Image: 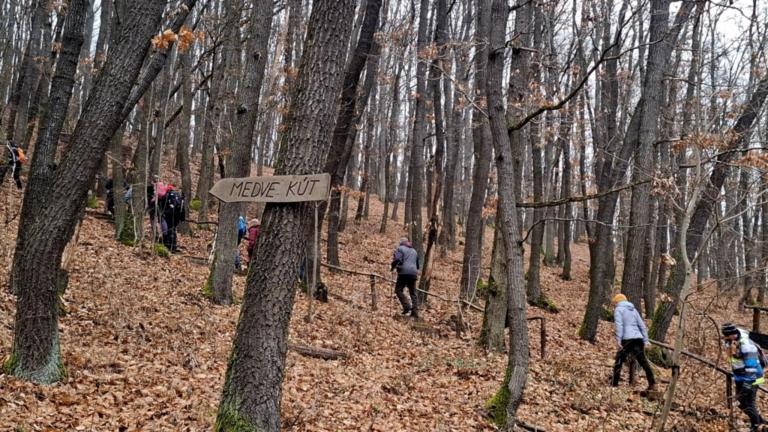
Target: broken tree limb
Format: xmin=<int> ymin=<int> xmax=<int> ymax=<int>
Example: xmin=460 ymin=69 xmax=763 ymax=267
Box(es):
xmin=288 ymin=343 xmax=348 ymax=360
xmin=515 ymin=179 xmax=651 ymax=209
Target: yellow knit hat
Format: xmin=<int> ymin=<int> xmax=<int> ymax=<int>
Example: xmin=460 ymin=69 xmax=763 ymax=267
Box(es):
xmin=612 ymin=294 xmax=627 ymax=305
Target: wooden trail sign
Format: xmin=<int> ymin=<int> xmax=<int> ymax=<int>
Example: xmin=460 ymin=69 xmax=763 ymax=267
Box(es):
xmin=209 ymin=173 xmax=331 ymax=203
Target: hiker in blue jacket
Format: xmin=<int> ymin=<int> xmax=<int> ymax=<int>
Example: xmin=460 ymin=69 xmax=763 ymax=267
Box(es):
xmin=611 ymin=294 xmax=656 ymax=391
xmin=723 ymin=323 xmax=767 ymax=431
xmin=391 ymin=237 xmax=420 ymax=318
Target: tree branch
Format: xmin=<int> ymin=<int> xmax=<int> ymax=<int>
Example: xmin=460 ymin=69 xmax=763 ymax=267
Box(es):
xmin=516 ymin=179 xmax=652 ymax=209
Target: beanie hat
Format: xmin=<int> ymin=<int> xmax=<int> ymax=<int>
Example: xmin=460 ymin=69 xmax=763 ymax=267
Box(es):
xmin=611 ymin=294 xmax=627 ymax=305
xmin=399 ymin=237 xmax=409 ymax=246
xmin=721 ymin=322 xmax=739 ymax=337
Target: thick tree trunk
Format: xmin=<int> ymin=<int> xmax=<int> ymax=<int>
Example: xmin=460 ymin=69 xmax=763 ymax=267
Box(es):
xmin=12 ymin=0 xmax=87 ymax=286
xmin=620 ymin=0 xmax=674 ymax=307
xmin=89 ymin=0 xmax=113 ymax=198
xmin=487 ymin=0 xmax=528 ymax=426
xmin=7 ymin=0 xmax=182 ymax=384
xmin=214 ymin=1 xmax=355 ymax=428
xmin=209 ymin=0 xmax=272 ymax=306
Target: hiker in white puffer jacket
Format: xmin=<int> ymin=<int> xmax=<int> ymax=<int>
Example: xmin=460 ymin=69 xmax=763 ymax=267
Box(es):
xmin=611 ymin=294 xmax=655 ymax=391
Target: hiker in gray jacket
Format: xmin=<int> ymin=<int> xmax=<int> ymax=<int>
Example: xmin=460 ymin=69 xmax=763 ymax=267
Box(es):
xmin=611 ymin=294 xmax=656 ymax=391
xmin=391 ymin=237 xmax=420 ymax=318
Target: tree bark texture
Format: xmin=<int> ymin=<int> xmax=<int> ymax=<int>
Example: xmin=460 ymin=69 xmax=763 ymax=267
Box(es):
xmin=6 ymin=0 xmax=178 ymax=384
xmin=214 ymin=1 xmax=355 ymax=429
xmin=487 ymin=0 xmax=528 ymax=425
xmin=620 ymin=0 xmax=673 ymax=307
xmin=323 ymin=0 xmax=383 ymax=267
xmin=209 ymin=0 xmax=272 ymax=306
xmin=459 ymin=0 xmax=493 ymax=303
xmin=407 ymin=0 xmax=430 ymax=258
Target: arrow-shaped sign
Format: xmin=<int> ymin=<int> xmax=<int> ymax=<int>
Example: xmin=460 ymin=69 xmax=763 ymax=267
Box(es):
xmin=209 ymin=173 xmax=331 ymax=203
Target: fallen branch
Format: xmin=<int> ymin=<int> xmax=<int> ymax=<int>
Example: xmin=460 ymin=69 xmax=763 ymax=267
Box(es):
xmin=288 ymin=343 xmax=348 ymax=360
xmin=514 ymin=419 xmax=548 ymax=432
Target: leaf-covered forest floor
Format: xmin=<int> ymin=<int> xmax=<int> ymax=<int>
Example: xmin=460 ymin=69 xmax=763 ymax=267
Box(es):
xmin=0 ymin=179 xmax=761 ymax=431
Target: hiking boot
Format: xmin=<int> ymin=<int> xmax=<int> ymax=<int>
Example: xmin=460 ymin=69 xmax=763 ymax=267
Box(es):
xmin=401 ymin=307 xmax=412 ymax=316
xmin=410 ymin=310 xmax=419 ymax=319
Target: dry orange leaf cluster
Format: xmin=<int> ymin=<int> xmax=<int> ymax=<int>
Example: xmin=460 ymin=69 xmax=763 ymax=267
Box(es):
xmin=151 ymin=29 xmax=179 ymax=51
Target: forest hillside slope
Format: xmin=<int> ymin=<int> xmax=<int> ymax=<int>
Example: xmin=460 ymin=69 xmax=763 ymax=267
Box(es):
xmin=0 ymin=191 xmax=758 ymax=431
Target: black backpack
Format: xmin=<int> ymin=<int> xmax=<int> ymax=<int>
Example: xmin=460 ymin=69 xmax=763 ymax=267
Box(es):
xmin=163 ymin=190 xmax=185 ymax=223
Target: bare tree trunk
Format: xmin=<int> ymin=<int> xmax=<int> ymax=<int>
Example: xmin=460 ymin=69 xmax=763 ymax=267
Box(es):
xmin=355 ymin=100 xmax=375 ymax=223
xmin=112 ymin=124 xmax=128 ymax=240
xmin=620 ymin=0 xmax=676 ymax=307
xmin=380 ymin=65 xmax=401 ymax=234
xmin=323 ymin=0 xmax=383 ymax=268
xmin=459 ymin=0 xmax=493 ymax=303
xmin=196 ymin=57 xmax=224 ymax=223
xmin=209 ymin=0 xmax=272 ymax=306
xmin=7 ymin=0 xmax=186 ymax=384
xmin=439 ymin=27 xmax=468 ymax=250
xmin=479 ymin=224 xmax=507 ymax=352
xmin=214 ymin=0 xmax=355 ymax=428
xmin=581 ymin=0 xmax=694 ymax=341
xmin=4 ymin=0 xmax=48 ymax=145
xmin=176 ymin=22 xmax=194 ymax=237
xmin=525 ymin=3 xmax=545 ymax=304
xmin=407 ymin=0 xmax=430 ymax=259
xmin=486 ymin=0 xmax=528 ymax=426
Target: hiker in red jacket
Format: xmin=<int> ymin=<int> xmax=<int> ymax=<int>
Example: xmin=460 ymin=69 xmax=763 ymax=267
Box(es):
xmin=246 ymin=218 xmax=260 ymax=263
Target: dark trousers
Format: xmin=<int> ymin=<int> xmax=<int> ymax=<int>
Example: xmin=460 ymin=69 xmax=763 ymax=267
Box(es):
xmin=12 ymin=163 xmax=21 ymax=189
xmin=163 ymin=224 xmax=178 ymax=251
xmin=395 ymin=274 xmax=418 ymax=312
xmin=612 ymin=338 xmax=655 ymax=387
xmin=736 ymin=381 xmax=764 ymax=429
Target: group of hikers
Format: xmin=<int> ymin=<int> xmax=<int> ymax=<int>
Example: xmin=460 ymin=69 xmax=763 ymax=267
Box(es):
xmin=611 ymin=294 xmax=768 ymax=431
xmin=105 ymin=176 xmax=263 ymax=267
xmin=235 ymin=215 xmax=260 ymax=270
xmin=104 ymin=176 xmax=185 ymax=252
